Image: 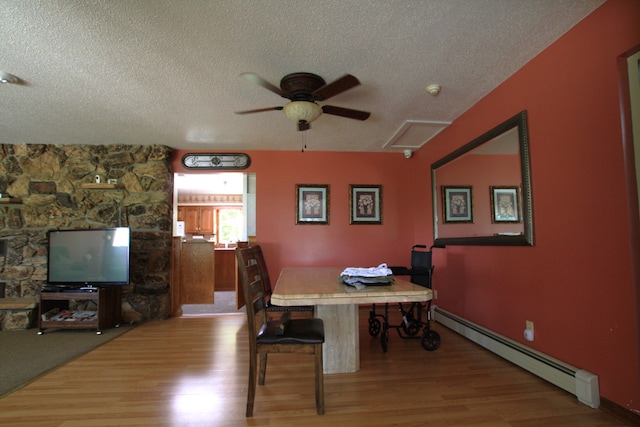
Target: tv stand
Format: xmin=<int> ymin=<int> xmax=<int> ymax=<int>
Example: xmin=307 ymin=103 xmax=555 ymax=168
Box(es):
xmin=38 ymin=286 xmax=122 ymax=335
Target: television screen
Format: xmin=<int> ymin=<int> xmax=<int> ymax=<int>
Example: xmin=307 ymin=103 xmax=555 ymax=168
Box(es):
xmin=47 ymin=228 xmax=130 ymax=287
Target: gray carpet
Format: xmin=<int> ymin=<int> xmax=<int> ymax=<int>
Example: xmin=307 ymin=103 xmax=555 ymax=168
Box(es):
xmin=0 ymin=324 xmax=134 ymax=397
xmin=181 ymin=291 xmax=245 ymax=315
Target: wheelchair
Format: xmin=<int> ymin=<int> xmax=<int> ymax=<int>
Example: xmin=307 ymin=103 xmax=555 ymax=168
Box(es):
xmin=368 ymin=244 xmax=443 ymax=352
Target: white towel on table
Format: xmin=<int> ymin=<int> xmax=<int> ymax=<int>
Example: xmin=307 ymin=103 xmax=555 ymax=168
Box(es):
xmin=340 ymin=263 xmax=393 ymax=278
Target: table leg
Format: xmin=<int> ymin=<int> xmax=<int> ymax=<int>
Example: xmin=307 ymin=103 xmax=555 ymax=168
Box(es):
xmin=315 ymin=304 xmax=359 ymax=374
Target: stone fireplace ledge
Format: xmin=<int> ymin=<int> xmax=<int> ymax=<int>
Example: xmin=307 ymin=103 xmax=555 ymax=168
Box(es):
xmin=0 ymin=297 xmax=38 ymax=330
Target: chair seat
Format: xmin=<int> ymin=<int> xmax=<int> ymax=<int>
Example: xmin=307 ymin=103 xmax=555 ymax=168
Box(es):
xmin=257 ymin=318 xmax=325 ymax=345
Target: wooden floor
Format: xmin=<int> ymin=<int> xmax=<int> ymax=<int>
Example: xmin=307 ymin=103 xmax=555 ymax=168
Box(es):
xmin=0 ymin=308 xmax=627 ymax=426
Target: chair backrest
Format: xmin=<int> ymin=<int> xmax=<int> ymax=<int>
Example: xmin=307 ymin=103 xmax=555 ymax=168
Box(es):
xmin=236 ymin=247 xmax=268 ymax=343
xmin=252 ymin=245 xmax=273 ymax=296
xmin=409 ymin=248 xmax=434 ymax=288
xmin=410 ymin=248 xmax=432 ymax=271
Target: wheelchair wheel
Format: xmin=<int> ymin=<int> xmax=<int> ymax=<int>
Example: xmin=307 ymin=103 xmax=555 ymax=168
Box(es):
xmin=381 ymin=324 xmax=389 ymax=353
xmin=401 ymin=317 xmax=421 ymax=337
xmin=368 ymin=317 xmax=381 ymax=337
xmin=420 ymin=330 xmax=441 ymax=351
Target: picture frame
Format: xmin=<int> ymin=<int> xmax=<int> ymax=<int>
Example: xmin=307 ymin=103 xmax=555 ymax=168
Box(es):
xmin=295 ymin=184 xmax=329 ymax=224
xmin=350 ymin=185 xmax=382 ymax=224
xmin=490 ymin=186 xmax=520 ymax=223
xmin=442 ymin=186 xmax=473 ymax=223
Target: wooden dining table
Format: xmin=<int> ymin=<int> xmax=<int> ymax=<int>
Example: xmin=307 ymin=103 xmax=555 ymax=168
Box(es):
xmin=271 ymin=267 xmax=432 ymax=374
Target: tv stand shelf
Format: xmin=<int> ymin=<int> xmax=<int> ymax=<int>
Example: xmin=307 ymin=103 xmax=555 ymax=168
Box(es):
xmin=38 ymin=287 xmax=122 ymax=335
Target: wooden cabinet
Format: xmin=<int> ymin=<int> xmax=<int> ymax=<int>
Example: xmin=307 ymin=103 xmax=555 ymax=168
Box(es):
xmin=214 ymin=249 xmax=236 ymax=291
xmin=199 ymin=207 xmax=214 ymax=233
xmin=181 ymin=206 xmax=214 ymax=234
xmin=180 ymin=241 xmax=215 ymax=304
xmin=38 ymin=287 xmax=121 ymax=334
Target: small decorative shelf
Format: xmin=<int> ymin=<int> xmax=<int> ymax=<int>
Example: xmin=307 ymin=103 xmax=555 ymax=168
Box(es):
xmin=0 ymin=198 xmax=22 ymax=204
xmin=80 ymin=183 xmax=121 ymax=190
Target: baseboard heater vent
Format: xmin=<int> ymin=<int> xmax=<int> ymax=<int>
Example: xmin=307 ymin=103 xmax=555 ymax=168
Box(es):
xmin=433 ymin=306 xmax=599 ymax=408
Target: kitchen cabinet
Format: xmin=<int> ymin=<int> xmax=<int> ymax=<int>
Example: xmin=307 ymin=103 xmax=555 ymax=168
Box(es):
xmin=180 ymin=206 xmax=214 ymax=234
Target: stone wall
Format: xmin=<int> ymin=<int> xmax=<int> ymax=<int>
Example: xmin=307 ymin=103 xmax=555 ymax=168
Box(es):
xmin=0 ymin=144 xmax=173 ymax=324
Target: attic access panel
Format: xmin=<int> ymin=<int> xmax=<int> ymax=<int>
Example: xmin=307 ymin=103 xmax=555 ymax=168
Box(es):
xmin=181 ymin=153 xmax=251 ymax=170
xmin=383 ymin=120 xmax=450 ymax=151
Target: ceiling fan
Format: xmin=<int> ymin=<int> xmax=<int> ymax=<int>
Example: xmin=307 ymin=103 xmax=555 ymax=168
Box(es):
xmin=235 ymin=72 xmax=371 ymax=131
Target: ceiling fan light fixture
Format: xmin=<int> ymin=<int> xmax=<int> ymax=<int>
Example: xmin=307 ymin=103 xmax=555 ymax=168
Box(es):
xmin=283 ymin=101 xmax=322 ymax=124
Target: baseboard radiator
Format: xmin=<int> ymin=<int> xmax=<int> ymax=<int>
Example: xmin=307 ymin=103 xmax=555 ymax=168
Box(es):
xmin=433 ymin=306 xmax=600 ymax=408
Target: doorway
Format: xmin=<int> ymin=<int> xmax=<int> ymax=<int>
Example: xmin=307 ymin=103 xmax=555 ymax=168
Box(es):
xmin=173 ymin=172 xmax=255 ymax=315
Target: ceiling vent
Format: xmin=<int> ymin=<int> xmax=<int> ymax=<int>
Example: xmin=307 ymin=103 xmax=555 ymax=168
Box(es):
xmin=383 ymin=120 xmax=450 ymax=151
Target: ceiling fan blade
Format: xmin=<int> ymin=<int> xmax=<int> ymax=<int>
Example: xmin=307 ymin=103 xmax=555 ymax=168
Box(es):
xmin=240 ymin=73 xmax=290 ymax=98
xmin=312 ymin=74 xmax=360 ymax=101
xmin=234 ymin=106 xmax=283 ymax=115
xmin=322 ymin=105 xmax=370 ymax=121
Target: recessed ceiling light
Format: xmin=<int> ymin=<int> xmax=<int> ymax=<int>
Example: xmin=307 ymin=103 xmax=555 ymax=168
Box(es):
xmin=0 ymin=71 xmax=19 ymax=84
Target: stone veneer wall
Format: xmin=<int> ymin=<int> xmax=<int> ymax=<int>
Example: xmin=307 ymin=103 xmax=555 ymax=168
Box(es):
xmin=0 ymin=144 xmax=173 ymax=325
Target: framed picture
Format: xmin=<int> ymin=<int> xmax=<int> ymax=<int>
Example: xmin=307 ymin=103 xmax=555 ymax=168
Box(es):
xmin=350 ymin=185 xmax=382 ymax=224
xmin=442 ymin=186 xmax=473 ymax=223
xmin=490 ymin=186 xmax=520 ymax=223
xmin=295 ymin=184 xmax=329 ymax=224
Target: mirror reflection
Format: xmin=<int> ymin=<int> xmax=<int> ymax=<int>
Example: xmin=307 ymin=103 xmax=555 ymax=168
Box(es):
xmin=431 ymin=111 xmax=533 ymax=246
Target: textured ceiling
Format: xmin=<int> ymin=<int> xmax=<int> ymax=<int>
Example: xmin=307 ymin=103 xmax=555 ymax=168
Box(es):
xmin=0 ymin=0 xmax=604 ymax=152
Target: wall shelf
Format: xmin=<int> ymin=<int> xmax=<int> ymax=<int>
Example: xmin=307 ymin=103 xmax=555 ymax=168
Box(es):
xmin=0 ymin=198 xmax=22 ymax=204
xmin=80 ymin=183 xmax=121 ymax=190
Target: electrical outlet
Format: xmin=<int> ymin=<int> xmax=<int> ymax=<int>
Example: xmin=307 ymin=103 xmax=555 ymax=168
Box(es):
xmin=524 ymin=320 xmax=535 ymax=341
xmin=434 ymin=289 xmax=438 ymax=299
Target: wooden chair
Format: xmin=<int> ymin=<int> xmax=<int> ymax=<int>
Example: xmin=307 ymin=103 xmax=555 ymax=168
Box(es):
xmin=236 ymin=246 xmax=325 ymax=417
xmin=252 ymin=245 xmax=314 ymax=318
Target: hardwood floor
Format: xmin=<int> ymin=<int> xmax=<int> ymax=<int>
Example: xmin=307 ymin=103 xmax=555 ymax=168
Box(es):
xmin=0 ymin=308 xmax=627 ymax=426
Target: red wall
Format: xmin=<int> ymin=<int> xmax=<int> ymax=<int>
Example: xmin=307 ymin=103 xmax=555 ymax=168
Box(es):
xmin=172 ymin=0 xmax=640 ymax=412
xmin=411 ymin=0 xmax=640 ymax=411
xmin=173 ymin=151 xmax=423 ymax=272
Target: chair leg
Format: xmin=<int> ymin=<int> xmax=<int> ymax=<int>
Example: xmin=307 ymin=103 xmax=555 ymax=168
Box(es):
xmin=314 ymin=344 xmax=325 ymax=415
xmin=246 ymin=352 xmax=257 ymax=417
xmin=258 ymin=352 xmax=268 ymax=385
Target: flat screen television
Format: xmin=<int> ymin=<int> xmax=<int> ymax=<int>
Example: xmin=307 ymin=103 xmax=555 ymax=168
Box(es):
xmin=47 ymin=227 xmax=130 ymax=288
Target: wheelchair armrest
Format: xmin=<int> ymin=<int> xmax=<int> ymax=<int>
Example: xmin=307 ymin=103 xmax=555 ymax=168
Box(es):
xmin=390 ymin=266 xmax=432 ymax=276
xmin=389 ymin=266 xmax=411 ymax=275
